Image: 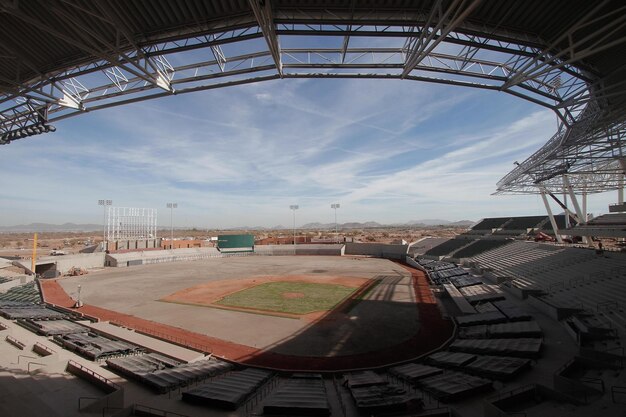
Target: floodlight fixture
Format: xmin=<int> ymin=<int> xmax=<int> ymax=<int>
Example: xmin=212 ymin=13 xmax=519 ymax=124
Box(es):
xmin=290 ymin=205 xmax=299 ymax=245
xmin=167 ymin=203 xmax=178 ymax=249
xmin=331 ymin=203 xmax=341 ymax=242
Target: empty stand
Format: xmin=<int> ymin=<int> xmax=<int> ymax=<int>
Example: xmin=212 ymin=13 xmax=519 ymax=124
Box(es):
xmin=502 ymin=216 xmax=547 ymax=230
xmin=344 ymin=371 xmax=386 ymax=388
xmin=463 ymin=355 xmax=531 ymax=380
xmin=182 ymin=368 xmax=273 ymax=409
xmin=458 ymin=285 xmax=505 ymax=304
xmin=472 ymin=218 xmax=510 ymax=230
xmin=0 ymin=282 xmax=41 ymax=303
xmin=107 ymin=355 xmax=232 ymax=393
xmin=449 ymin=338 xmax=542 ymax=358
xmin=456 ymin=311 xmax=508 ymax=326
xmin=19 ymin=318 xmax=87 ymax=335
xmin=54 ymin=332 xmax=143 ymax=360
xmin=454 ymin=239 xmax=513 ymax=259
xmin=348 ymin=382 xmax=421 ymax=413
xmin=426 ymin=351 xmax=477 ymax=367
xmin=388 ymin=363 xmax=444 ymax=382
xmin=442 ymin=284 xmax=476 ymax=314
xmin=0 ymin=305 xmax=65 ymax=320
xmin=263 ymin=374 xmax=330 ymax=416
xmin=424 ymin=239 xmax=475 ymax=257
xmin=418 ymin=371 xmax=492 ymax=402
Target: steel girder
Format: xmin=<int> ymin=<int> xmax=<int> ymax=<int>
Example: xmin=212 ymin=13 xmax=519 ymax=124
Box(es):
xmin=0 ymin=2 xmax=624 ymax=197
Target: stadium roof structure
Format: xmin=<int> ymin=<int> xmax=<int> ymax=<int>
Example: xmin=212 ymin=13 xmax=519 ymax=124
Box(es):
xmin=0 ymin=0 xmax=625 ymax=194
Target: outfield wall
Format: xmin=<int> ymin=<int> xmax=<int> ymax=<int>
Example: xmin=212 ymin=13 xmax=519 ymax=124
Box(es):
xmin=106 ymin=247 xmax=221 ymax=267
xmin=345 ymin=243 xmax=408 ymax=260
xmin=254 ymin=244 xmax=344 ymax=256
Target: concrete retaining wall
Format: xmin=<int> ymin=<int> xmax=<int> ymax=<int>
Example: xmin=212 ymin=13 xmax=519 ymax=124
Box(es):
xmin=253 ymin=245 xmax=296 ymax=256
xmin=253 ymin=244 xmax=345 ymax=256
xmin=344 ymin=243 xmax=408 ymax=259
xmin=106 ymin=248 xmax=221 ymax=267
xmin=20 ymin=253 xmax=106 ymax=275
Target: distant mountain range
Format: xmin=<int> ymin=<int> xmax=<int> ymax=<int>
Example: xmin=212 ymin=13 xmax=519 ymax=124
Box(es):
xmin=0 ymin=223 xmax=103 ymax=233
xmin=0 ymin=219 xmax=474 ymax=233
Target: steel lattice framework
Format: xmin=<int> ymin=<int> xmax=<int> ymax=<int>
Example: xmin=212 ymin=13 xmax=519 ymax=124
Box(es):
xmin=106 ymin=207 xmax=157 ymax=242
xmin=0 ymin=0 xmax=625 ymax=194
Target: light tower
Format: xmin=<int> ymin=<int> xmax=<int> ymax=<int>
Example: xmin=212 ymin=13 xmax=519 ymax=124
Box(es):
xmin=331 ymin=203 xmax=340 ymax=243
xmin=166 ymin=203 xmax=178 ymax=249
xmin=289 ymin=205 xmax=299 ymax=245
xmin=98 ymin=199 xmax=112 ymax=251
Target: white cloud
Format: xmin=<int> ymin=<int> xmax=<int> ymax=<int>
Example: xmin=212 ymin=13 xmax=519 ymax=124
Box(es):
xmin=1 ymin=77 xmax=615 ymax=228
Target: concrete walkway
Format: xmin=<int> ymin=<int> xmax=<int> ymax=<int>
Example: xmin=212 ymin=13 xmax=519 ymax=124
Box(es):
xmin=84 ymin=321 xmax=206 ymax=363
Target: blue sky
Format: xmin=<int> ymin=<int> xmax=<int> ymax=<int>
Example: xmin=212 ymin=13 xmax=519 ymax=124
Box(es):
xmin=0 ymin=76 xmax=618 ymax=228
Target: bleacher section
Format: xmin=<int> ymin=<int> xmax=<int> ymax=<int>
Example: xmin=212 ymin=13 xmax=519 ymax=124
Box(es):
xmin=263 ymin=374 xmax=330 ymax=416
xmin=107 ymin=355 xmax=233 ymax=393
xmin=182 ymin=368 xmax=273 ymax=409
xmin=472 ymin=218 xmax=509 ymax=230
xmin=565 ymin=213 xmax=626 ymax=237
xmin=408 ymin=238 xmax=449 ymax=256
xmin=502 ymin=216 xmax=546 ymax=230
xmin=449 ymin=338 xmax=543 ymax=358
xmin=588 ymin=213 xmax=626 ymax=225
xmin=0 ymin=282 xmax=41 ymax=303
xmin=0 ymin=305 xmax=65 ymax=320
xmin=468 ymin=241 xmax=626 ymax=300
xmin=453 ymin=239 xmax=513 ymax=259
xmin=18 ymin=318 xmax=87 ymax=335
xmin=418 ymin=371 xmax=492 ymax=402
xmin=346 ymin=377 xmax=420 ymax=413
xmin=463 ymin=355 xmax=531 ymax=380
xmin=424 ymin=239 xmax=474 ymax=257
xmin=54 ymin=332 xmax=144 ymax=360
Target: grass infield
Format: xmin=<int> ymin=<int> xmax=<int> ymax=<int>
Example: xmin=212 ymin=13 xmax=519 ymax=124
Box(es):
xmin=216 ymin=281 xmax=356 ymax=315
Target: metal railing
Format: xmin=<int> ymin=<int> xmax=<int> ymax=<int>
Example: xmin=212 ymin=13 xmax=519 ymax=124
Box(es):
xmin=109 ymin=320 xmax=211 ymax=354
xmin=580 ymin=376 xmax=605 ymax=393
xmin=5 ymin=334 xmax=26 ymax=350
xmin=133 ymin=404 xmax=190 ymax=416
xmin=32 ymin=341 xmax=56 ymax=356
xmin=68 ymin=360 xmax=121 ymax=392
xmin=27 ymin=361 xmax=46 ymax=373
xmin=611 ymin=386 xmax=626 ymax=404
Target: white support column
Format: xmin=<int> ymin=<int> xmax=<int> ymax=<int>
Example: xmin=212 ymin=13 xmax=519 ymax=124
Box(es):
xmin=582 ymin=184 xmax=588 ymax=222
xmin=563 ymin=176 xmax=585 ymax=223
xmin=563 ymin=175 xmax=591 ymax=245
xmin=617 ymin=157 xmax=626 ymax=204
xmin=540 ymin=186 xmax=563 ymax=243
xmin=563 ymin=176 xmax=570 ymax=229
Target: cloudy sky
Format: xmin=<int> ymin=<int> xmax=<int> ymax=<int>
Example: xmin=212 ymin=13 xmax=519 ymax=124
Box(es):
xmin=0 ymin=76 xmax=618 ymax=228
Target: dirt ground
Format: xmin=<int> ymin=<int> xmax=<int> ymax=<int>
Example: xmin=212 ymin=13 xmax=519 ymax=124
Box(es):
xmin=44 ymin=256 xmax=453 ymax=370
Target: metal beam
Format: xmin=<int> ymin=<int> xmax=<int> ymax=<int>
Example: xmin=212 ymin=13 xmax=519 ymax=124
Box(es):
xmin=500 ymin=2 xmax=626 ymax=92
xmin=402 ymin=0 xmax=483 ymax=78
xmin=249 ymin=0 xmax=282 ymax=76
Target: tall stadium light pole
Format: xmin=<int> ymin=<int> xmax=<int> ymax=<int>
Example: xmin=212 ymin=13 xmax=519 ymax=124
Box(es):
xmin=98 ymin=199 xmax=112 ymax=251
xmin=290 ymin=205 xmax=299 ymax=245
xmin=167 ymin=203 xmax=177 ymax=249
xmin=331 ymin=203 xmax=340 ymax=243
